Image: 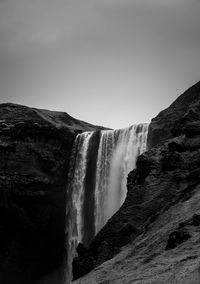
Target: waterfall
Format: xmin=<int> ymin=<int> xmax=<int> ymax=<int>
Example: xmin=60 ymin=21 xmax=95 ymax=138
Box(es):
xmin=95 ymin=124 xmax=148 ymax=233
xmin=70 ymin=132 xmax=93 ymax=245
xmin=68 ymin=124 xmax=148 ymax=251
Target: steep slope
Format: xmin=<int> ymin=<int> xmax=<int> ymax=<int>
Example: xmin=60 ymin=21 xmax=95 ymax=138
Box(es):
xmin=0 ymin=103 xmax=104 ymax=284
xmin=147 ymin=81 xmax=200 ymax=148
xmin=73 ymin=81 xmax=200 ymax=283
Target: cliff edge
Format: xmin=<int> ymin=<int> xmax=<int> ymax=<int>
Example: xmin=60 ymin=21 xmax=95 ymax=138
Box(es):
xmin=147 ymin=81 xmax=200 ymax=148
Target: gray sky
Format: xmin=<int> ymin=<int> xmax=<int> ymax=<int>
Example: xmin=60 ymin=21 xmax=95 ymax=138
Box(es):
xmin=0 ymin=0 xmax=200 ymax=128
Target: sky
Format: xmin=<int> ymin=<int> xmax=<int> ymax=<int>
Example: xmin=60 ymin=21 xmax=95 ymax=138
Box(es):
xmin=0 ymin=0 xmax=200 ymax=128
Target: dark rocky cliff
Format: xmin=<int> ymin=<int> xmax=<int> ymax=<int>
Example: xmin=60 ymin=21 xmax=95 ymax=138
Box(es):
xmin=73 ymin=81 xmax=200 ymax=283
xmin=147 ymin=81 xmax=200 ymax=149
xmin=0 ymin=103 xmax=103 ymax=284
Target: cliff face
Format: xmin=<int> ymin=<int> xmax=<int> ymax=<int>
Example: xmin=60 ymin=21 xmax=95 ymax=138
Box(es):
xmin=0 ymin=103 xmax=103 ymax=284
xmin=147 ymin=81 xmax=200 ymax=149
xmin=73 ymin=81 xmax=200 ymax=283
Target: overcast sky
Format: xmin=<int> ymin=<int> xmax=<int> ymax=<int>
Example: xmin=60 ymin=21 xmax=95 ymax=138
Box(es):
xmin=0 ymin=0 xmax=200 ymax=128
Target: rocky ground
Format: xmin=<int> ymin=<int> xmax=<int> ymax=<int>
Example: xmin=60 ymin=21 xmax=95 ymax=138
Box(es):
xmin=0 ymin=103 xmax=103 ymax=284
xmin=73 ymin=81 xmax=200 ymax=283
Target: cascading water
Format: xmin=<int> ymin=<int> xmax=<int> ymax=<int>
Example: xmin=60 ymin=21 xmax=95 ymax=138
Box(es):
xmin=95 ymin=124 xmax=148 ymax=233
xmin=70 ymin=132 xmax=93 ymax=245
xmin=68 ymin=124 xmax=148 ymax=251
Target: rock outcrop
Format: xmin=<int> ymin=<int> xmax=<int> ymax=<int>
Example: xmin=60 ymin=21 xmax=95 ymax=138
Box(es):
xmin=0 ymin=103 xmax=104 ymax=284
xmin=73 ymin=81 xmax=200 ymax=283
xmin=147 ymin=81 xmax=200 ymax=149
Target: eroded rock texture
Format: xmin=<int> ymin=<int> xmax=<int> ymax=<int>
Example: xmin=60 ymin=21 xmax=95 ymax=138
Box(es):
xmin=73 ymin=81 xmax=200 ymax=283
xmin=0 ymin=103 xmax=103 ymax=284
xmin=147 ymin=81 xmax=200 ymax=149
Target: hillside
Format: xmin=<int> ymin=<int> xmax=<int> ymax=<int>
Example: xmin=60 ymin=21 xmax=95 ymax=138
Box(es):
xmin=73 ymin=81 xmax=200 ymax=284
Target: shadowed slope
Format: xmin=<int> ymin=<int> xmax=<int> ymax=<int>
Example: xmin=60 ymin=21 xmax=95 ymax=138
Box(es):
xmin=0 ymin=103 xmax=105 ymax=284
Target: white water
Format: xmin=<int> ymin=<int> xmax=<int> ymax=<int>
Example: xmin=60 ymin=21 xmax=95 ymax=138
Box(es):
xmin=66 ymin=132 xmax=93 ymax=283
xmin=69 ymin=132 xmax=93 ymax=247
xmin=69 ymin=124 xmax=148 ymax=246
xmin=94 ymin=124 xmax=148 ymax=233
